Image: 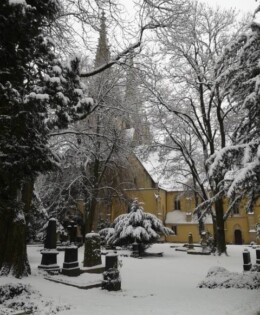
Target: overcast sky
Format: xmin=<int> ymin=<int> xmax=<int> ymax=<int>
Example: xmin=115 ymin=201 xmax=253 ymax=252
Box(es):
xmin=200 ymin=0 xmax=257 ymax=14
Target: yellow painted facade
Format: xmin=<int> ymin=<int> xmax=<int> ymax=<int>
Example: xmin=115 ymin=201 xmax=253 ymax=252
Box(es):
xmin=110 ymin=155 xmax=260 ymax=245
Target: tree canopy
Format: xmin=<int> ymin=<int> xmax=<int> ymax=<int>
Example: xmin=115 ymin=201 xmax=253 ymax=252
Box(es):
xmin=0 ymin=0 xmax=92 ymax=277
xmin=208 ymin=9 xmax=260 ymax=214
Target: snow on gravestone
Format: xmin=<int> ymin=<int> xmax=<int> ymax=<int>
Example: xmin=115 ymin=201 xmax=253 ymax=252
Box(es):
xmin=102 ymin=253 xmax=121 ymax=291
xmin=84 ymin=232 xmax=102 ymax=267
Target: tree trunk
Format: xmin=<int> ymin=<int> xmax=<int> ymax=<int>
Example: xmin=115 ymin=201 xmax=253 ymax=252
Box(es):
xmin=214 ymin=198 xmax=226 ymax=254
xmin=0 ymin=181 xmax=33 ymax=278
xmin=194 ymin=190 xmax=204 ymax=234
xmin=85 ymin=196 xmax=98 ymax=234
xmin=0 ymin=202 xmax=31 ymax=278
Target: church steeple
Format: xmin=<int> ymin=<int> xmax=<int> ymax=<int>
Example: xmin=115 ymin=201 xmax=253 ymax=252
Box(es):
xmin=124 ymin=53 xmax=152 ymax=145
xmin=94 ymin=11 xmax=110 ymax=67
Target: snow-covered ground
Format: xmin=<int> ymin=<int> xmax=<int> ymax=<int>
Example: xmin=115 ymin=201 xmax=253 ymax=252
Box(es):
xmin=1 ymin=243 xmax=260 ymax=315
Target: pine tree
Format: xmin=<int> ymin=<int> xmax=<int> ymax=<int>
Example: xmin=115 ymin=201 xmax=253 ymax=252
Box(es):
xmin=0 ymin=0 xmax=92 ymax=277
xmin=100 ymin=199 xmax=173 ymax=249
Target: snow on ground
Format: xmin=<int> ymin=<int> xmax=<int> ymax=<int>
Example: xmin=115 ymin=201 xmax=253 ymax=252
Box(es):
xmin=1 ymin=244 xmax=260 ymax=315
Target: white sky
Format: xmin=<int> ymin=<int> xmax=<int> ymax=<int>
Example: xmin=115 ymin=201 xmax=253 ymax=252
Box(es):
xmin=200 ymin=0 xmax=257 ymax=14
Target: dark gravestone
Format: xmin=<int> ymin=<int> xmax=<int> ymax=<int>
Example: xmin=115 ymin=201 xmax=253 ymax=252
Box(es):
xmin=243 ymin=248 xmax=252 ymax=271
xmin=44 ymin=218 xmax=57 ymax=249
xmin=84 ymin=232 xmax=102 ymax=267
xmin=61 ymin=245 xmax=80 ymax=276
xmin=256 ymin=247 xmax=260 ymax=265
xmin=132 ymin=242 xmax=140 ymax=257
xmin=38 ymin=218 xmax=59 ymax=272
xmin=69 ymin=222 xmax=77 ymax=244
xmin=105 ymin=254 xmax=118 ymax=270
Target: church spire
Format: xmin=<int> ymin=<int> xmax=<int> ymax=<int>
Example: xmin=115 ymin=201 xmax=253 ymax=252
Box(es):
xmin=124 ymin=53 xmax=152 ymax=145
xmin=94 ymin=11 xmax=110 ymax=67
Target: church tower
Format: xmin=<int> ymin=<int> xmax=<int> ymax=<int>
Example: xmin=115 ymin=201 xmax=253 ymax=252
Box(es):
xmin=94 ymin=11 xmax=110 ymax=67
xmin=124 ymin=53 xmax=152 ymax=145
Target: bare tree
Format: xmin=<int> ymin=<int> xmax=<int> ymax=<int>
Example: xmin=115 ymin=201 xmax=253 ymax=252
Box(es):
xmin=140 ymin=1 xmax=242 ymax=253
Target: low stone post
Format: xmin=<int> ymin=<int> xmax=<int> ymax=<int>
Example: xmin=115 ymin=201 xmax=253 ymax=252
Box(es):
xmin=61 ymin=245 xmax=80 ymax=276
xmin=132 ymin=242 xmax=140 ymax=257
xmin=38 ymin=218 xmax=59 ymax=272
xmin=188 ymin=232 xmax=194 ymax=249
xmin=200 ymin=232 xmax=207 ymax=252
xmin=243 ymin=248 xmax=252 ymax=271
xmin=102 ymin=253 xmax=121 ymax=291
xmin=84 ymin=232 xmax=102 ymax=267
xmin=256 ymin=247 xmax=260 ymax=265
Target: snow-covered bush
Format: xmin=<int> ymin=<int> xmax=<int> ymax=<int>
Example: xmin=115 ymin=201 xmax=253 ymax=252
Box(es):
xmin=198 ymin=266 xmax=260 ymax=289
xmin=0 ymin=283 xmax=70 ymax=314
xmin=100 ymin=199 xmax=173 ymax=247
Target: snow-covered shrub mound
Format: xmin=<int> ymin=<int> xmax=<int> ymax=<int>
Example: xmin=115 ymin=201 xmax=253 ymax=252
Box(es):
xmin=198 ymin=266 xmax=260 ymax=289
xmin=100 ymin=199 xmax=173 ymax=247
xmin=0 ymin=283 xmax=70 ymax=314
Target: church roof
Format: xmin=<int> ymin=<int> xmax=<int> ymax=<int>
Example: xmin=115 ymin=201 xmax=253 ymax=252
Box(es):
xmin=134 ymin=146 xmax=190 ymax=191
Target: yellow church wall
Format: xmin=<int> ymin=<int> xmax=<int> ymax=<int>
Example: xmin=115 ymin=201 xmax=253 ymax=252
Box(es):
xmin=253 ymin=201 xmax=260 ymax=223
xmin=124 ymin=189 xmax=163 ymax=216
xmin=111 ymin=189 xmax=260 ymax=244
xmin=165 ymin=223 xmax=214 ymax=243
xmin=224 ymin=216 xmax=250 ymax=244
xmin=165 ymin=191 xmax=197 ymax=212
xmin=111 ymin=197 xmax=128 ymax=222
xmin=111 ymin=188 xmax=168 ymax=222
xmin=127 ymin=155 xmax=157 ymax=189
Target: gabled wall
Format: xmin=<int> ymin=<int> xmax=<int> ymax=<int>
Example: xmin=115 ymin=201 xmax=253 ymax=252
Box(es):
xmin=109 ymin=152 xmax=260 ymax=245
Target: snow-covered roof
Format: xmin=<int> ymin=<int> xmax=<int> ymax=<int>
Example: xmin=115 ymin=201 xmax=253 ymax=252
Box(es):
xmin=165 ymin=210 xmax=213 ymax=224
xmin=9 ymin=0 xmax=26 ymax=4
xmin=165 ymin=210 xmax=186 ymax=224
xmin=134 ymin=146 xmax=191 ymax=191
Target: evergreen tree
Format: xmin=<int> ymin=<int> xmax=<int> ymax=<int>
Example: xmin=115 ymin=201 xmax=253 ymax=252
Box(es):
xmin=208 ymin=9 xmax=260 ymax=213
xmin=100 ymin=199 xmax=173 ymax=248
xmin=0 ymin=0 xmax=92 ymax=277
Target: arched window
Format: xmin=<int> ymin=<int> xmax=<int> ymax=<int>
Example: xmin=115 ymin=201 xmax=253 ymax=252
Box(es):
xmin=174 ymin=198 xmax=181 ymax=210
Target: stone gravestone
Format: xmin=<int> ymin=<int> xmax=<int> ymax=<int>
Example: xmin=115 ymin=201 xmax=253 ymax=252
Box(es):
xmin=132 ymin=242 xmax=140 ymax=257
xmin=69 ymin=221 xmax=77 ymax=244
xmin=105 ymin=253 xmax=118 ymax=270
xmin=200 ymin=231 xmax=208 ymax=252
xmin=243 ymin=248 xmax=252 ymax=271
xmin=38 ymin=218 xmax=59 ymax=272
xmin=84 ymin=232 xmax=102 ymax=267
xmin=188 ymin=232 xmax=194 ymax=249
xmin=61 ymin=245 xmax=80 ymax=276
xmin=256 ymin=247 xmax=260 ymax=265
xmin=102 ymin=254 xmax=121 ymax=291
